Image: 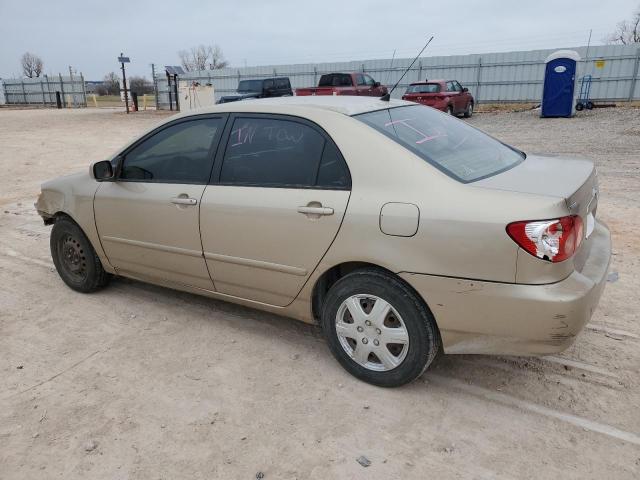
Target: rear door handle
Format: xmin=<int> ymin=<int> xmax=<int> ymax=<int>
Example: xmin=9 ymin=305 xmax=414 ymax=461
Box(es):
xmin=171 ymin=197 xmax=198 ymax=205
xmin=297 ymin=206 xmax=334 ymax=216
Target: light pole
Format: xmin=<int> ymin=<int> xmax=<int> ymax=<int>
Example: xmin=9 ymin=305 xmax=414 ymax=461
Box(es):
xmin=118 ymin=53 xmax=130 ymax=114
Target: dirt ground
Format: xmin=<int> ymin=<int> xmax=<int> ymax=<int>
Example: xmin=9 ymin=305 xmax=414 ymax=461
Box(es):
xmin=0 ymin=106 xmax=639 ymax=479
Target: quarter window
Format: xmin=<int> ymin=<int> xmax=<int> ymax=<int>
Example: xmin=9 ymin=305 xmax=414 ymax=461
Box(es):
xmin=120 ymin=118 xmax=222 ymax=184
xmin=219 ymin=117 xmax=350 ymax=189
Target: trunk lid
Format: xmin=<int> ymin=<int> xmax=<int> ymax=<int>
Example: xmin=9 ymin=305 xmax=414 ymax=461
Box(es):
xmin=474 ymin=154 xmax=599 ymax=267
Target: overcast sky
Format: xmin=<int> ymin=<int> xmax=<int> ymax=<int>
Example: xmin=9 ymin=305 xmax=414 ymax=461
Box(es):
xmin=0 ymin=0 xmax=637 ymax=80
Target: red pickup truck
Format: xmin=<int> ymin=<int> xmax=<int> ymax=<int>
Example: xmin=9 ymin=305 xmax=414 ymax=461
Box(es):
xmin=296 ymin=72 xmax=388 ymax=97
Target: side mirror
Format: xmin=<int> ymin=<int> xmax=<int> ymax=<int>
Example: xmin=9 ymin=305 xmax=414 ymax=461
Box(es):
xmin=374 ymin=81 xmax=381 ymax=87
xmin=462 ymin=87 xmax=469 ymax=92
xmin=93 ymin=158 xmax=120 ymax=181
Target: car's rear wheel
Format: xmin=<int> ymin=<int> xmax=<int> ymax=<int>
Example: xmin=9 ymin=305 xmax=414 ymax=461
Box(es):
xmin=464 ymin=102 xmax=474 ymax=118
xmin=321 ymin=269 xmax=439 ymax=387
xmin=50 ymin=216 xmax=110 ymax=293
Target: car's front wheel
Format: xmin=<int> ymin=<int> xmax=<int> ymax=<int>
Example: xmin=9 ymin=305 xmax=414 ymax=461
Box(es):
xmin=464 ymin=102 xmax=474 ymax=118
xmin=321 ymin=269 xmax=440 ymax=387
xmin=50 ymin=216 xmax=111 ymax=293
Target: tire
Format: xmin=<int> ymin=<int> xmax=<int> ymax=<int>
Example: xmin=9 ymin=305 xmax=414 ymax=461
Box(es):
xmin=50 ymin=216 xmax=110 ymax=293
xmin=446 ymin=105 xmax=453 ymax=115
xmin=320 ymin=269 xmax=440 ymax=387
xmin=463 ymin=102 xmax=474 ymax=118
xmin=586 ymin=101 xmax=594 ymax=110
xmin=575 ymin=102 xmax=584 ymax=111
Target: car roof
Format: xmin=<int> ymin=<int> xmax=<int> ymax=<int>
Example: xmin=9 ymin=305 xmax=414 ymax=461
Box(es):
xmin=410 ymin=79 xmax=446 ymax=85
xmin=178 ymin=95 xmax=413 ymax=117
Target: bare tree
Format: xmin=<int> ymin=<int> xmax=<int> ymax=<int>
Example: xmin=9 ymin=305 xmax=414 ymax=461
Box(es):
xmin=128 ymin=76 xmax=154 ymax=94
xmin=178 ymin=44 xmax=229 ymax=72
xmin=21 ymin=52 xmax=44 ymax=78
xmin=101 ymin=72 xmax=120 ymax=96
xmin=606 ymin=6 xmax=640 ymax=44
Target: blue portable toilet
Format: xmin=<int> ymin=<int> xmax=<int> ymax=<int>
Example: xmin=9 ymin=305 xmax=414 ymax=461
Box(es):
xmin=541 ymin=50 xmax=580 ymax=118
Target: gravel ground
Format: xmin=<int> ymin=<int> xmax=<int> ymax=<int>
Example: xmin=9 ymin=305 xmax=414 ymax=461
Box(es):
xmin=0 ymin=106 xmax=639 ymax=479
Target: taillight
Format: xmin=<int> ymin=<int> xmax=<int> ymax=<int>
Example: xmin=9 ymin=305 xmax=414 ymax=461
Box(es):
xmin=506 ymin=215 xmax=583 ymax=263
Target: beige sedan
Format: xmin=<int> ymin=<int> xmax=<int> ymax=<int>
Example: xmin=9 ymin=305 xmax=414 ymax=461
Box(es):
xmin=35 ymin=96 xmax=611 ymax=387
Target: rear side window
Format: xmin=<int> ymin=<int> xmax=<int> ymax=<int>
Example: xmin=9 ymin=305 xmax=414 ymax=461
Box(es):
xmin=355 ymin=106 xmax=524 ymax=183
xmin=120 ymin=118 xmax=222 ymax=184
xmin=219 ymin=117 xmax=350 ymax=189
xmin=319 ymin=74 xmax=353 ymax=87
xmin=406 ymin=83 xmax=440 ymax=94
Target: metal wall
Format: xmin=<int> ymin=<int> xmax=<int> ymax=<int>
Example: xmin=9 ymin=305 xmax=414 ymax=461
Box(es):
xmin=0 ymin=74 xmax=87 ymax=107
xmin=155 ymin=44 xmax=640 ymax=109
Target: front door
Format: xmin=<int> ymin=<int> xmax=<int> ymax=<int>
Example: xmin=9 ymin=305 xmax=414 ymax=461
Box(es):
xmin=200 ymin=114 xmax=351 ymax=306
xmin=94 ymin=115 xmax=226 ymax=289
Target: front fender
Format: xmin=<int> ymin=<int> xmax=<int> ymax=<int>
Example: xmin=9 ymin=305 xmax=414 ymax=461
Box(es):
xmin=35 ymin=172 xmax=114 ymax=272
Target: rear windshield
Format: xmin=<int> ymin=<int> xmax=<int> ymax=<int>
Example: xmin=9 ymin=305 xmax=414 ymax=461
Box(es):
xmin=406 ymin=83 xmax=440 ymax=94
xmin=319 ymin=74 xmax=353 ymax=87
xmin=237 ymin=80 xmax=263 ymax=92
xmin=354 ymin=105 xmax=524 ymax=183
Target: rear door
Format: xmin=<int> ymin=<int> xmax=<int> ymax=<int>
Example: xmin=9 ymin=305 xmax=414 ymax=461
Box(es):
xmin=445 ymin=81 xmax=460 ymax=112
xmin=200 ymin=114 xmax=351 ymax=306
xmin=452 ymin=81 xmax=467 ymax=111
xmin=94 ymin=115 xmax=226 ymax=289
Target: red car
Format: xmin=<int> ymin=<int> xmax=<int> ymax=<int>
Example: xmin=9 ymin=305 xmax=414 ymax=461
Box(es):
xmin=402 ymin=80 xmax=474 ymax=117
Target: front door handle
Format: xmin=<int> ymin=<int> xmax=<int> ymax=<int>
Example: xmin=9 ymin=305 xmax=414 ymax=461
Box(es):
xmin=297 ymin=206 xmax=334 ymax=216
xmin=171 ymin=196 xmax=198 ymax=205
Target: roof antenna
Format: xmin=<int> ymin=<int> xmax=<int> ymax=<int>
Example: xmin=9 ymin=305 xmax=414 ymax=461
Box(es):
xmin=381 ymin=36 xmax=434 ymax=101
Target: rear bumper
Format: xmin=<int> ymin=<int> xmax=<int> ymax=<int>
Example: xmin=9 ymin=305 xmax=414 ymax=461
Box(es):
xmin=399 ymin=221 xmax=611 ymax=355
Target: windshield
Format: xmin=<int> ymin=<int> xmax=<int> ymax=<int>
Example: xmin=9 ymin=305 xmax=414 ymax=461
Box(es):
xmin=237 ymin=80 xmax=263 ymax=92
xmin=354 ymin=105 xmax=524 ymax=183
xmin=406 ymin=83 xmax=440 ymax=94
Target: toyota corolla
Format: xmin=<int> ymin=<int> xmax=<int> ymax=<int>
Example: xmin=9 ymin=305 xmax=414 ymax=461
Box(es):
xmin=35 ymin=96 xmax=611 ymax=387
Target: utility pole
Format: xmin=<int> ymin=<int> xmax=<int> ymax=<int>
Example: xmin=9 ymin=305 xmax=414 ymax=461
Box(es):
xmin=68 ymin=65 xmax=76 ymax=108
xmin=118 ymin=53 xmax=130 ymax=114
xmin=151 ymin=63 xmax=159 ymax=110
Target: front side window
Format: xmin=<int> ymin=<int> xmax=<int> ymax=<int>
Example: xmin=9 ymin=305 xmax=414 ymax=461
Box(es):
xmin=355 ymin=74 xmax=366 ymax=86
xmin=363 ymin=75 xmax=376 ymax=86
xmin=120 ymin=118 xmax=222 ymax=184
xmin=276 ymin=78 xmax=289 ymax=89
xmin=355 ymin=106 xmax=524 ymax=183
xmin=220 ymin=117 xmax=350 ymax=189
